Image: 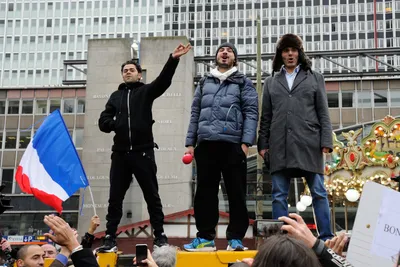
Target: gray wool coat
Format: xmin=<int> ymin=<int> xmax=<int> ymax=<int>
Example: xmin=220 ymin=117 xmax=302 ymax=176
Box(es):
xmin=257 ymin=69 xmax=333 ymax=175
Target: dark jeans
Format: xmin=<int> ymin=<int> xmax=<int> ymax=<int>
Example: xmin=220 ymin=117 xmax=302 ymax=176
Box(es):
xmin=271 ymin=170 xmax=334 ymax=240
xmin=194 ymin=141 xmax=249 ymax=241
xmin=105 ymin=149 xmax=164 ymax=237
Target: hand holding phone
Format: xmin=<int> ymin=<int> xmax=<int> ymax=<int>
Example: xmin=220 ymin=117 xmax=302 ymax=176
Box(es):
xmin=136 ymin=244 xmax=148 ymax=266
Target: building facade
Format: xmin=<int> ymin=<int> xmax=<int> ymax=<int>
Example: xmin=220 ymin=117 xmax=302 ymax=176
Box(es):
xmin=0 ymin=87 xmax=84 ymax=235
xmin=1 ymin=0 xmax=400 ymax=236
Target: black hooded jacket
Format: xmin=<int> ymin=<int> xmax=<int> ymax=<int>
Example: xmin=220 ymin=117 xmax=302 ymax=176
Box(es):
xmin=98 ymin=54 xmax=180 ymax=152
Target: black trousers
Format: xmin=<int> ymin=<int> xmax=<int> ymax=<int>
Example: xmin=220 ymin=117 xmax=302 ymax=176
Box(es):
xmin=105 ymin=149 xmax=164 ymax=237
xmin=194 ymin=141 xmax=249 ymax=240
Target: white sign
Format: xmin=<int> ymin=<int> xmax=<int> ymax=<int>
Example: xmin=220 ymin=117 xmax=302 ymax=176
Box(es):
xmin=370 ymin=190 xmax=400 ymax=260
xmin=6 ymin=236 xmax=24 ymax=242
xmin=346 ymin=182 xmax=400 ymax=267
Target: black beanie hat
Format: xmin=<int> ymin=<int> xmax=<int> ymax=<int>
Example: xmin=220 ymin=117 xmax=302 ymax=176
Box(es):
xmin=215 ymin=42 xmax=238 ymax=62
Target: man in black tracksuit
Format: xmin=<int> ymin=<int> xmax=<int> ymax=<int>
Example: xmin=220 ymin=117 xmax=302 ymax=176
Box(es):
xmin=97 ymin=43 xmax=191 ymax=251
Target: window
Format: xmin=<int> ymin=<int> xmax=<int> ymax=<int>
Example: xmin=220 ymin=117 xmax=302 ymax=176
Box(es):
xmin=50 ymin=99 xmax=61 ymax=113
xmin=1 ymin=169 xmax=14 ymax=194
xmin=19 ymin=131 xmax=31 ymax=149
xmin=21 ymin=100 xmax=33 ymax=114
xmin=0 ymin=101 xmax=5 ymax=114
xmin=75 ymin=129 xmax=84 ymax=148
xmin=390 ymin=91 xmax=400 ymax=107
xmin=77 ymin=99 xmax=85 ymax=113
xmin=5 ymin=131 xmax=17 ymax=149
xmin=342 ymin=92 xmax=354 ymax=107
xmin=327 ymin=92 xmax=339 ymax=107
xmin=63 ymin=99 xmax=75 ymax=114
xmin=374 ymin=90 xmax=388 ymax=107
xmin=8 ymin=100 xmax=19 ymax=114
xmin=35 ymin=100 xmax=47 ymax=114
xmin=357 ymin=91 xmax=372 ymax=107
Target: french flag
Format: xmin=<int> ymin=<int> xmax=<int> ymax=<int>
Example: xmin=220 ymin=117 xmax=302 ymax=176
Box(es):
xmin=15 ymin=110 xmax=89 ymax=214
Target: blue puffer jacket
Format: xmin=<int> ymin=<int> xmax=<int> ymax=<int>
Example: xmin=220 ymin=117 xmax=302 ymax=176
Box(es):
xmin=185 ymin=71 xmax=259 ymax=147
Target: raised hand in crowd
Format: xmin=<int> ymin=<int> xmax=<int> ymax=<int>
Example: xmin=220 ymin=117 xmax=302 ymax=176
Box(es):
xmin=44 ymin=215 xmax=80 ymax=251
xmin=1 ymin=238 xmax=11 ymax=252
xmin=133 ymin=249 xmax=158 ymax=267
xmin=279 ymin=213 xmax=317 ymax=248
xmin=44 ymin=214 xmax=99 ymax=267
xmin=88 ymin=215 xmax=101 ymax=235
xmin=279 ymin=213 xmax=354 ymax=267
xmin=325 ymin=233 xmax=348 ymax=257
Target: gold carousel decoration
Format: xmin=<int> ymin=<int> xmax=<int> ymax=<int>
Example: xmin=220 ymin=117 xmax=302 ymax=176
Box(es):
xmin=324 ymin=115 xmax=399 ymax=204
xmin=297 ymin=115 xmax=400 ymax=232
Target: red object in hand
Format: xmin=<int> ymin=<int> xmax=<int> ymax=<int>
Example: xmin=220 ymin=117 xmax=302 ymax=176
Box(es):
xmin=182 ymin=154 xmax=193 ymax=164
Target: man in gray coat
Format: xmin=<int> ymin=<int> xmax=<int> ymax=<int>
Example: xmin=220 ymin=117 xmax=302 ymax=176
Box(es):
xmin=184 ymin=42 xmax=258 ymax=251
xmin=257 ymin=34 xmax=334 ymax=241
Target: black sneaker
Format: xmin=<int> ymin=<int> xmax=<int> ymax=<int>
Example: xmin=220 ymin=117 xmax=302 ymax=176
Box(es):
xmin=97 ymin=235 xmax=117 ymax=252
xmin=153 ymin=233 xmax=168 ymax=248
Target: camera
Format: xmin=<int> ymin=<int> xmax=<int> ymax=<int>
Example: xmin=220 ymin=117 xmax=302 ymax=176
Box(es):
xmin=253 ymin=219 xmax=284 ymax=238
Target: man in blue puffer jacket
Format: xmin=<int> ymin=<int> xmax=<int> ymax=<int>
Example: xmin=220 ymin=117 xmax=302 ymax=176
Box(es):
xmin=183 ymin=42 xmax=258 ymax=252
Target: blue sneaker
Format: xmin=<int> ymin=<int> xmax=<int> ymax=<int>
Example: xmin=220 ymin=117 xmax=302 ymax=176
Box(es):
xmin=227 ymin=239 xmax=245 ymax=251
xmin=183 ymin=238 xmax=216 ymax=252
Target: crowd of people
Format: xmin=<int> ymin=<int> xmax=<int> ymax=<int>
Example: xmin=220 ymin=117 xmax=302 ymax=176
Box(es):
xmin=0 ymin=212 xmax=397 ymax=267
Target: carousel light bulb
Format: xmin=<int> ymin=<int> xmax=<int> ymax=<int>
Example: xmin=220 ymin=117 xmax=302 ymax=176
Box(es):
xmin=390 ymin=133 xmax=394 ymax=137
xmin=366 ymin=141 xmax=370 ymax=145
xmin=395 ymin=125 xmax=398 ymax=129
xmin=381 ymin=158 xmax=385 ymax=161
xmin=372 ymin=158 xmax=376 ymax=162
xmin=296 ymin=202 xmax=307 ymax=212
xmin=300 ymin=195 xmax=313 ymax=207
xmin=335 ymin=146 xmax=339 ymax=150
xmin=366 ymin=152 xmax=370 ymax=156
xmin=383 ymin=134 xmax=387 ymax=137
xmin=345 ymin=189 xmax=360 ymax=202
xmin=374 ymin=130 xmax=378 ymax=134
xmin=396 ymin=157 xmax=399 ymax=161
xmin=379 ymin=127 xmax=383 ymax=131
xmin=376 ymin=140 xmax=380 ymax=144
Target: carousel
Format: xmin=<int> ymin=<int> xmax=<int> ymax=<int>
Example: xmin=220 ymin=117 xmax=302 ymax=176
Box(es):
xmin=299 ymin=115 xmax=400 ymax=233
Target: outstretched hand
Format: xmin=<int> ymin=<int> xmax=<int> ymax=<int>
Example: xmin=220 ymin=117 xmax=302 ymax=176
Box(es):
xmin=172 ymin=43 xmax=192 ymax=58
xmin=43 ymin=215 xmax=81 ymax=252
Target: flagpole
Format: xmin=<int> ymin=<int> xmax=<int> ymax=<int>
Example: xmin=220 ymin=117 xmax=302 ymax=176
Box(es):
xmin=88 ymin=185 xmax=97 ymax=216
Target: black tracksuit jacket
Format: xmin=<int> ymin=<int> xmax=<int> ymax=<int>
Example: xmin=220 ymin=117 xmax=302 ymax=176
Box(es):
xmin=98 ymin=54 xmax=179 ymax=151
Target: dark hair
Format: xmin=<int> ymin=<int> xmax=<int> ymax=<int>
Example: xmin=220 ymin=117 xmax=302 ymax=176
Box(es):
xmin=272 ymin=48 xmax=312 ymax=74
xmin=252 ymin=235 xmax=321 ymax=267
xmin=121 ymin=60 xmax=142 ymax=73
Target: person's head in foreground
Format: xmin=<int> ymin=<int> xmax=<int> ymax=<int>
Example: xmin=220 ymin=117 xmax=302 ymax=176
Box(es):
xmin=152 ymin=245 xmax=177 ymax=267
xmin=16 ymin=245 xmax=45 ymax=267
xmin=41 ymin=244 xmax=57 ymax=259
xmin=251 ymin=235 xmax=321 ymax=267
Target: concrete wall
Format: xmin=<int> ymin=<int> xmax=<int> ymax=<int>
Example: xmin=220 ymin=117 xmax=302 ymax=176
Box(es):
xmin=78 ymin=37 xmax=194 ymax=237
xmin=139 ymin=36 xmax=194 ymax=221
